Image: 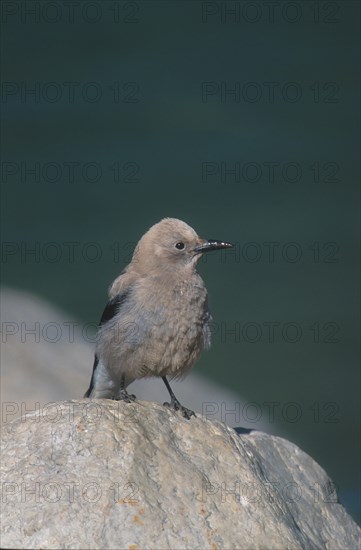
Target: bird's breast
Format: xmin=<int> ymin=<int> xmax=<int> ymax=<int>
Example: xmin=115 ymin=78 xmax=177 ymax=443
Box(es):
xmin=136 ymin=277 xmax=210 ymax=372
xmin=99 ymin=275 xmax=211 ymax=379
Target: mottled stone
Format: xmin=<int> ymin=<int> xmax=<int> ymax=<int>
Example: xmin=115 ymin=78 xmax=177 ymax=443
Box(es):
xmin=1 ymin=400 xmax=360 ymax=549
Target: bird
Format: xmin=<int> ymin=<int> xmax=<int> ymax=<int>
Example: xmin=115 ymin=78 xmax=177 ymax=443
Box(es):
xmin=84 ymin=217 xmax=233 ymax=418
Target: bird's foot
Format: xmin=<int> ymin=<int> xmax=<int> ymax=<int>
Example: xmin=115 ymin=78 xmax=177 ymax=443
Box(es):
xmin=163 ymin=398 xmax=195 ymax=419
xmin=113 ymin=390 xmax=136 ymax=403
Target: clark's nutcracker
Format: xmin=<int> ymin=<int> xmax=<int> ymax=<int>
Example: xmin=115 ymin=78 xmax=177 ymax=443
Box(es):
xmin=84 ymin=218 xmax=233 ymax=418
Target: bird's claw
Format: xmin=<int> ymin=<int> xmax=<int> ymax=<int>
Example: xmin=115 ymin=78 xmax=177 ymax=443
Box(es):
xmin=114 ymin=390 xmax=136 ymax=403
xmin=163 ymin=399 xmax=195 ymax=419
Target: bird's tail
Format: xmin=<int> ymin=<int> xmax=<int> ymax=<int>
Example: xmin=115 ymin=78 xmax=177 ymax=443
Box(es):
xmin=84 ymin=356 xmax=118 ymax=399
xmin=83 ymin=386 xmax=92 ymax=398
xmin=83 ymin=354 xmax=98 ymax=397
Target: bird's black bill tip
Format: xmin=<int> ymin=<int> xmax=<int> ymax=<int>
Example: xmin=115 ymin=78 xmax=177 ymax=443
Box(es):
xmin=194 ymin=240 xmax=234 ymax=254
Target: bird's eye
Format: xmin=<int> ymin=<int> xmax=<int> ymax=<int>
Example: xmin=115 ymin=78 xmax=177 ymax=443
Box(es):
xmin=175 ymin=242 xmax=185 ymax=250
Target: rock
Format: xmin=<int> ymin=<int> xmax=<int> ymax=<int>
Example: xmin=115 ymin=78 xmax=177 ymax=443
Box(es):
xmin=1 ymin=400 xmax=360 ymax=549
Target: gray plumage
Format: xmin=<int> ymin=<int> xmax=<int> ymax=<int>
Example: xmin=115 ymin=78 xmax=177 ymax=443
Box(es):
xmin=84 ymin=217 xmax=232 ymax=418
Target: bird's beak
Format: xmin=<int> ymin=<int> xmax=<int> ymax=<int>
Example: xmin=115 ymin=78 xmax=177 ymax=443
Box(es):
xmin=194 ymin=239 xmax=234 ymax=255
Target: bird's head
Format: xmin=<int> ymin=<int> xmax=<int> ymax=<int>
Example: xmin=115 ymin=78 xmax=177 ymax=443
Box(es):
xmin=131 ymin=218 xmax=233 ymax=274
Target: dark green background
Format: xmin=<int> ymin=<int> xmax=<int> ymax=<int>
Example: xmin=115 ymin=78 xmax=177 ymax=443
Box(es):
xmin=1 ymin=0 xmax=360 ymax=523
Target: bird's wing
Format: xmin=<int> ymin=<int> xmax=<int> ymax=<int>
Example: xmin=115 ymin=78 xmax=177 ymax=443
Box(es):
xmin=83 ymin=290 xmax=130 ymax=397
xmin=98 ymin=292 xmax=129 ymax=325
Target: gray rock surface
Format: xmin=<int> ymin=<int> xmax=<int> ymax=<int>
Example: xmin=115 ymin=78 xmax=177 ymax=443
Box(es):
xmin=1 ymin=399 xmax=360 ymax=550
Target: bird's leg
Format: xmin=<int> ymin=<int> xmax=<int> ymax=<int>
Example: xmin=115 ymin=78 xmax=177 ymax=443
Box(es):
xmin=162 ymin=376 xmax=195 ymax=419
xmin=113 ymin=374 xmax=136 ymax=402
